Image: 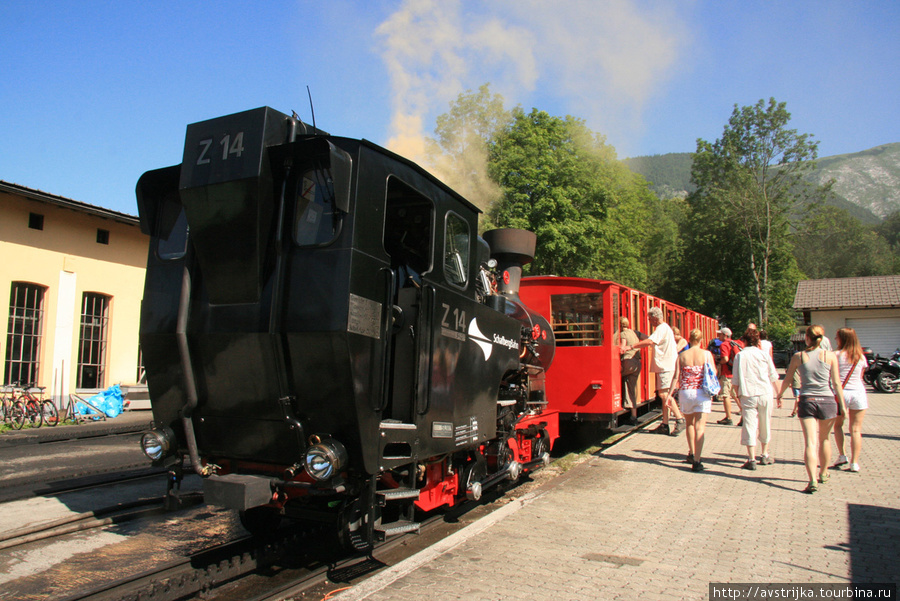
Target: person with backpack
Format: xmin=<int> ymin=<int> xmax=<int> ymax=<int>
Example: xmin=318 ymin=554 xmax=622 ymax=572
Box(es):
xmin=716 ymin=327 xmax=742 ymax=425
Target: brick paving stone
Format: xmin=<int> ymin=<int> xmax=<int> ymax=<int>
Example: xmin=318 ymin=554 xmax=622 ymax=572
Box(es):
xmin=332 ymin=388 xmax=900 ymax=601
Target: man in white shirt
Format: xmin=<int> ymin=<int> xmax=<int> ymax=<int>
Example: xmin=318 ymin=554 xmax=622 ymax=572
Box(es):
xmin=622 ymin=306 xmax=684 ymax=436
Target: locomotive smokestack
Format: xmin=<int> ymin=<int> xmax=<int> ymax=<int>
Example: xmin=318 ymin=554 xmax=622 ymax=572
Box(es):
xmin=482 ymin=228 xmax=536 ymax=298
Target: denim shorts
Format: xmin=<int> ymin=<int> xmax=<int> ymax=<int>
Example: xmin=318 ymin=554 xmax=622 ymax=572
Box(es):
xmin=798 ymin=395 xmax=838 ymax=420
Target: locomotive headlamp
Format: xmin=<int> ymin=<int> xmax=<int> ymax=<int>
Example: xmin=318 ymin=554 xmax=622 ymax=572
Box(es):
xmin=141 ymin=427 xmax=175 ymax=461
xmin=304 ymin=437 xmax=348 ymax=481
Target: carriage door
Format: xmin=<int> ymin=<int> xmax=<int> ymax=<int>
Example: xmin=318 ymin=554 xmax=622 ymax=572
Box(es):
xmin=383 ymin=178 xmax=433 ymax=422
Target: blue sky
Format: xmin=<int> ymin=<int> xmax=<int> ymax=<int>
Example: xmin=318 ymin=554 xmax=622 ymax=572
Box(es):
xmin=1 ymin=1 xmax=898 ymax=215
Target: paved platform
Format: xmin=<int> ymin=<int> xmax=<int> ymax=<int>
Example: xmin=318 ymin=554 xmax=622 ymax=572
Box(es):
xmin=336 ymin=391 xmax=900 ymax=600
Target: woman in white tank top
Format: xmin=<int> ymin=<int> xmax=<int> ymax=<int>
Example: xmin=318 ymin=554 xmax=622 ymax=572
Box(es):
xmin=832 ymin=328 xmax=868 ymax=473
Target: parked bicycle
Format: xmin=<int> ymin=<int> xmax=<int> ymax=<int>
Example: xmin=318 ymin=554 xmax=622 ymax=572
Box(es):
xmin=0 ymin=385 xmax=19 ymax=424
xmin=4 ymin=383 xmax=59 ymax=429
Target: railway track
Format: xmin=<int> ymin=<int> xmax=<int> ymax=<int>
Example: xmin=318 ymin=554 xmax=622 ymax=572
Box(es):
xmin=1 ymin=419 xmax=653 ymax=601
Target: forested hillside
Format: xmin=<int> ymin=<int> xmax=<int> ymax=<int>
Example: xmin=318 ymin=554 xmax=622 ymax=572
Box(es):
xmin=622 ymin=153 xmax=694 ymax=199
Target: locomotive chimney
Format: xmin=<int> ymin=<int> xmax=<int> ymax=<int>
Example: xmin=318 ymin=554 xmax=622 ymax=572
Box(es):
xmin=482 ymin=228 xmax=536 ymax=298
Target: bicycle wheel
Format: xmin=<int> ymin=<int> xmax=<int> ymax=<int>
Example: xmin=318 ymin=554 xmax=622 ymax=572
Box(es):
xmin=41 ymin=400 xmax=59 ymax=427
xmin=25 ymin=400 xmax=42 ymax=427
xmin=11 ymin=401 xmax=26 ymax=430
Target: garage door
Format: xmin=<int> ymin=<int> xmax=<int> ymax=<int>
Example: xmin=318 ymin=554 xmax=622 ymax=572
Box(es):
xmin=846 ymin=317 xmax=900 ymax=356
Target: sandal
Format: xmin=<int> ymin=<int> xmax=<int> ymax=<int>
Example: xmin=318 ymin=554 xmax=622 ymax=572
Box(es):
xmin=818 ymin=471 xmax=830 ymax=485
xmin=803 ymin=482 xmax=818 ymax=494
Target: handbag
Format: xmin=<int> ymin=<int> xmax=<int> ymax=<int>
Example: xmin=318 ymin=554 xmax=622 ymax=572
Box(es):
xmin=702 ymin=356 xmax=721 ymax=396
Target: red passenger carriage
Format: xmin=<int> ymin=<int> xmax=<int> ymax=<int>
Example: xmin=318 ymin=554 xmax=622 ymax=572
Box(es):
xmin=519 ymin=277 xmax=718 ymax=429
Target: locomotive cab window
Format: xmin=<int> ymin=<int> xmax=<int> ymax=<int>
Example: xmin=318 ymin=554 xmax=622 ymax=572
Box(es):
xmin=293 ymin=167 xmax=342 ymax=246
xmin=383 ymin=177 xmax=433 ymax=279
xmin=550 ymin=293 xmax=603 ymax=347
xmin=157 ymin=206 xmax=189 ymax=260
xmin=443 ymin=212 xmax=469 ymax=287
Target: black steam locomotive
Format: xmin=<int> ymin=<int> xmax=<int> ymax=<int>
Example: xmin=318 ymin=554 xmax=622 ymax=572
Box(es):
xmin=136 ymin=107 xmax=558 ymax=549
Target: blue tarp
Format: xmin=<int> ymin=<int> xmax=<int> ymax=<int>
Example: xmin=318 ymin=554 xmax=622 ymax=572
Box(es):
xmin=75 ymin=384 xmax=124 ymax=419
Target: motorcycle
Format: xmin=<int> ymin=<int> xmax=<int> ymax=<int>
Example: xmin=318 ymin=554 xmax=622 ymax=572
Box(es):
xmin=862 ymin=348 xmax=881 ymax=386
xmin=871 ymin=349 xmax=900 ymax=393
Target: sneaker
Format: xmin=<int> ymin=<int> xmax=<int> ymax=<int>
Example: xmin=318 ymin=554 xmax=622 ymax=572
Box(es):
xmin=717 ymin=417 xmax=733 ymax=425
xmin=692 ymin=461 xmax=705 ymax=472
xmin=818 ymin=471 xmax=830 ymax=484
xmin=833 ymin=455 xmax=848 ymax=468
xmin=803 ymin=482 xmax=818 ymax=494
xmin=849 ymin=463 xmax=860 ymax=472
xmin=685 ymin=453 xmax=694 ymax=464
xmin=670 ymin=420 xmax=685 ymax=436
xmin=759 ymin=455 xmax=774 ymax=465
xmin=741 ymin=460 xmax=757 ymax=471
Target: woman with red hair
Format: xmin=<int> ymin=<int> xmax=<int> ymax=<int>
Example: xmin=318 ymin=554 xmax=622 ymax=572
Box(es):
xmin=832 ymin=328 xmax=868 ymax=472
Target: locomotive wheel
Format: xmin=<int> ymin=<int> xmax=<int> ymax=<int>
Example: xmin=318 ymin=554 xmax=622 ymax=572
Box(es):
xmin=531 ymin=434 xmax=549 ymax=464
xmin=875 ymin=371 xmax=898 ymax=393
xmin=463 ymin=461 xmax=487 ymax=501
xmin=238 ymin=507 xmax=282 ymax=536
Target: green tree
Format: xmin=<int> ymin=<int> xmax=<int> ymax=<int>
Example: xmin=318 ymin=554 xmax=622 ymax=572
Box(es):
xmin=875 ymin=211 xmax=900 ymax=272
xmin=686 ymin=98 xmax=827 ymax=327
xmin=487 ymin=108 xmax=656 ymax=287
xmin=425 ymin=84 xmax=512 ymax=214
xmin=796 ymin=204 xmax=894 ymax=278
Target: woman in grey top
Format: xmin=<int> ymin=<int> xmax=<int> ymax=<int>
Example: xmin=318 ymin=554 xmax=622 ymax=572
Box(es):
xmin=777 ymin=325 xmax=847 ymax=494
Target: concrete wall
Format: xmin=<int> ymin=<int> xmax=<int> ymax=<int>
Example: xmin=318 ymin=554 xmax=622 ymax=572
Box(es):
xmin=809 ymin=308 xmax=900 ymax=353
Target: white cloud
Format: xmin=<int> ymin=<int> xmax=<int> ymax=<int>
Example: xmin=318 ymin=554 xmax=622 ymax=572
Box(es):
xmin=376 ymin=0 xmax=689 ymax=162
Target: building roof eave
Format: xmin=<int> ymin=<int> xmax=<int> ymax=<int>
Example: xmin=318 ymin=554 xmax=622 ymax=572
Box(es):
xmin=0 ymin=180 xmax=140 ymax=227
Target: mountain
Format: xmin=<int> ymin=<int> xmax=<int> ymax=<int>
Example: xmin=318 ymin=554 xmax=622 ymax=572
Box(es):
xmin=805 ymin=143 xmax=900 ymax=219
xmin=624 ymin=143 xmax=900 ymax=223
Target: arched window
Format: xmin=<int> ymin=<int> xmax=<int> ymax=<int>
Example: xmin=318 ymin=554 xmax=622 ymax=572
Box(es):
xmin=4 ymin=282 xmax=46 ymax=385
xmin=78 ymin=293 xmax=111 ymax=389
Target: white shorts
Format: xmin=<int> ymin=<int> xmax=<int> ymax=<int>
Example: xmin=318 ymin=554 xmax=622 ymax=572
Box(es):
xmin=679 ymin=388 xmax=712 ymax=414
xmin=656 ymin=370 xmax=674 ymax=391
xmin=843 ymin=389 xmax=869 ymax=411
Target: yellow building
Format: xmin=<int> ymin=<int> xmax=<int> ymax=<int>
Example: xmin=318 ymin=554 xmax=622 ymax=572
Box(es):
xmin=0 ymin=181 xmax=148 ymax=406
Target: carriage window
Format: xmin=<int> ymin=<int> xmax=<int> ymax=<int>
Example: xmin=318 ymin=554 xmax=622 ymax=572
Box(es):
xmin=444 ymin=213 xmax=469 ymax=287
xmin=612 ymin=293 xmax=619 ymax=334
xmin=294 ymin=167 xmax=341 ymax=246
xmin=550 ymin=293 xmax=603 ymax=347
xmin=383 ymin=177 xmax=433 ymax=277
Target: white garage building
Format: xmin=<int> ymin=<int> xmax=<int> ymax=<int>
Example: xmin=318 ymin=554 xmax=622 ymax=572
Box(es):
xmin=793 ymin=275 xmax=900 ymax=355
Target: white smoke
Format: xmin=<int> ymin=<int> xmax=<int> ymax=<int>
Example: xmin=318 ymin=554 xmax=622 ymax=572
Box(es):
xmin=375 ymin=0 xmax=687 ymax=198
